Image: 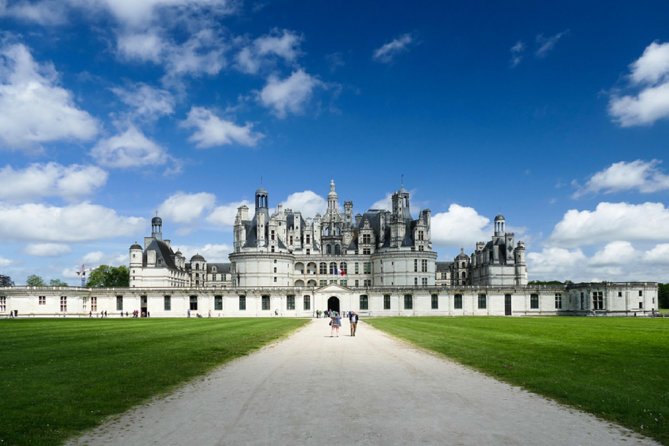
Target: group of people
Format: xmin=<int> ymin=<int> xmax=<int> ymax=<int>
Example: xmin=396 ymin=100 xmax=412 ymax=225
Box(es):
xmin=328 ymin=311 xmax=359 ymax=337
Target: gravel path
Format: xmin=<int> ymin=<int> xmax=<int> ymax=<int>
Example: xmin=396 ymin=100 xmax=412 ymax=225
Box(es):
xmin=69 ymin=319 xmax=658 ymax=445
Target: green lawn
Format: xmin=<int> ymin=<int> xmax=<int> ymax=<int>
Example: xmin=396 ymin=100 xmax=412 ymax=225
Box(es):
xmin=367 ymin=317 xmax=669 ymax=445
xmin=0 ymin=318 xmax=307 ymax=445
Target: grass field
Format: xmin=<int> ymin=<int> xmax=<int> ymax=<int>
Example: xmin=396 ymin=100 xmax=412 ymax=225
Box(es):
xmin=367 ymin=317 xmax=669 ymax=445
xmin=0 ymin=318 xmax=307 ymax=445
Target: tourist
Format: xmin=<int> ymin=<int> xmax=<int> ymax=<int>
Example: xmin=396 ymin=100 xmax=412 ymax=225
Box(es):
xmin=349 ymin=311 xmax=359 ymax=336
xmin=330 ymin=312 xmax=341 ymax=337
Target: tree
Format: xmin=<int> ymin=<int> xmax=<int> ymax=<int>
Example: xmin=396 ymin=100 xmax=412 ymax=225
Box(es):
xmin=49 ymin=279 xmax=69 ymax=287
xmin=659 ymin=283 xmax=669 ymax=309
xmin=86 ymin=265 xmax=129 ymax=288
xmin=26 ymin=274 xmax=45 ymax=287
xmin=0 ymin=274 xmax=13 ymax=287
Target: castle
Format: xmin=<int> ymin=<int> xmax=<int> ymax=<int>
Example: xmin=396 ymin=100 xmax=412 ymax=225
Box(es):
xmin=0 ymin=181 xmax=658 ymax=318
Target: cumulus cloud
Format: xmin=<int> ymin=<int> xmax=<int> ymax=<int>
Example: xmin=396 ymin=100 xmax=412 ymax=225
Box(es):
xmin=111 ymin=82 xmax=175 ymax=121
xmin=609 ymin=41 xmax=669 ymax=126
xmin=0 ymin=256 xmax=12 ymax=267
xmin=644 ymin=244 xmax=669 ymax=264
xmin=0 ymin=0 xmax=68 ymax=25
xmin=0 ymin=42 xmax=98 ymax=151
xmin=235 ymin=29 xmax=302 ymax=74
xmin=535 ymin=30 xmax=569 ymax=58
xmin=24 ymin=243 xmax=71 ymax=257
xmin=588 ymin=241 xmax=638 ymax=266
xmin=372 ymin=33 xmax=413 ymax=63
xmin=550 ymin=202 xmax=669 ymax=247
xmin=527 ymin=247 xmax=588 ymax=280
xmin=280 ymin=191 xmax=326 ymax=218
xmin=177 ymin=243 xmax=232 ymax=262
xmin=0 ymin=163 xmax=107 ymax=201
xmin=158 ymin=192 xmax=216 ymax=225
xmin=207 ymin=200 xmax=252 ymax=227
xmin=116 ymin=31 xmax=165 ymax=63
xmin=182 ymin=107 xmax=263 ymax=148
xmin=259 ymin=69 xmax=321 ymax=118
xmin=90 ymin=126 xmax=169 ymax=168
xmin=82 ymin=250 xmax=104 ymax=264
xmin=431 ymin=204 xmax=490 ymax=248
xmin=369 ymin=193 xmax=392 ymax=211
xmin=510 ymin=40 xmax=525 ymax=67
xmin=0 ymin=202 xmax=144 ymax=242
xmin=573 ymin=160 xmax=669 ymax=197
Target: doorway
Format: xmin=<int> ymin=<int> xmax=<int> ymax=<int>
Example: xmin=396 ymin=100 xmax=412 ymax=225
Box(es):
xmin=141 ymin=295 xmax=148 ymax=317
xmin=504 ymin=294 xmax=512 ymax=316
xmin=327 ymin=296 xmax=340 ymax=314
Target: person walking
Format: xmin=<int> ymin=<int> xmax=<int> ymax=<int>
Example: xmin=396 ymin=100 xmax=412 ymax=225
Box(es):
xmin=349 ymin=311 xmax=359 ymax=336
xmin=330 ymin=312 xmax=341 ymax=337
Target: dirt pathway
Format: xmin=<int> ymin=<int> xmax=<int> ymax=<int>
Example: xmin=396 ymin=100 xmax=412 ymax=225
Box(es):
xmin=69 ymin=319 xmax=657 ymax=445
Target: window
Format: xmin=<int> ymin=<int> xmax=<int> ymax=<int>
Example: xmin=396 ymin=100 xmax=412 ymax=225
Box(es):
xmin=404 ymin=294 xmax=413 ymax=310
xmin=454 ymin=294 xmax=463 ymax=309
xmin=287 ymin=295 xmax=295 ymax=310
xmin=319 ymin=280 xmax=327 ymax=287
xmin=340 ymin=262 xmax=347 ymax=274
xmin=116 ymin=295 xmax=123 ymax=311
xmin=319 ymin=262 xmax=327 ymax=274
xmin=340 ymin=280 xmax=347 ymax=286
xmin=38 ymin=295 xmax=46 ymax=305
xmin=639 ymin=301 xmax=643 ymax=309
xmin=478 ymin=294 xmax=487 ymax=309
xmin=60 ymin=296 xmax=67 ymax=312
xmin=306 ymin=234 xmax=311 ymax=244
xmin=239 ymin=295 xmax=246 ymax=311
xmin=363 ymin=262 xmax=371 ymax=274
xmin=362 ymin=234 xmax=371 ymax=244
xmin=580 ymin=292 xmax=585 ymax=310
xmin=0 ymin=296 xmax=6 ymax=312
xmin=431 ymin=294 xmax=439 ymax=310
xmin=190 ymin=295 xmax=198 ymax=311
xmin=273 ymin=277 xmax=277 ymax=283
xmin=354 ymin=280 xmax=359 ymax=287
xmin=555 ymin=293 xmax=562 ymax=309
xmin=303 ymin=295 xmax=311 ymax=311
xmin=618 ymin=291 xmax=623 ymax=297
xmin=164 ymin=295 xmax=171 ymax=311
xmin=418 ymin=230 xmax=424 ymax=241
xmin=363 ymin=279 xmax=372 ymax=287
xmin=414 ymin=259 xmax=418 ymax=272
xmin=91 ymin=297 xmax=97 ymax=312
xmin=363 ymin=248 xmax=371 ymax=255
xmin=360 ymin=295 xmax=368 ymax=310
xmin=530 ymin=294 xmax=539 ymax=309
xmin=414 ymin=277 xmax=418 ymax=286
xmin=215 ymin=295 xmax=223 ymax=311
xmin=421 ymin=259 xmax=428 ymax=272
xmin=355 ymin=263 xmax=359 ymax=274
xmin=639 ymin=290 xmax=643 ymax=296
xmin=422 ymin=278 xmax=428 ymax=286
xmin=384 ymin=294 xmax=391 ymax=310
xmin=593 ymin=291 xmax=604 ymax=310
xmin=330 ymin=262 xmax=337 ymax=275
xmin=262 ymin=295 xmax=270 ymax=310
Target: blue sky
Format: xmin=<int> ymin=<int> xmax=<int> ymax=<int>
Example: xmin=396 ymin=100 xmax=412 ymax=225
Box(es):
xmin=1 ymin=0 xmax=669 ymax=285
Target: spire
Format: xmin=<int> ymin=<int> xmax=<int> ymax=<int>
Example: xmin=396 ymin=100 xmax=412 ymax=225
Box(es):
xmin=327 ymin=179 xmax=338 ymax=213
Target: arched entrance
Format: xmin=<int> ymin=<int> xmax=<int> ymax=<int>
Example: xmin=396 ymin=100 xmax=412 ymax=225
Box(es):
xmin=327 ymin=296 xmax=340 ymax=314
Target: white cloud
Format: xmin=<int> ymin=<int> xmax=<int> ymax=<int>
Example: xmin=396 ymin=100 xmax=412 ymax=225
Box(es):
xmin=177 ymin=243 xmax=231 ymax=262
xmin=0 ymin=43 xmax=98 ymax=151
xmin=0 ymin=202 xmax=144 ymax=242
xmin=116 ymin=31 xmax=165 ymax=63
xmin=629 ymin=41 xmax=669 ymax=86
xmin=158 ymin=192 xmax=216 ymax=225
xmin=550 ymin=202 xmax=669 ymax=247
xmin=535 ymin=30 xmax=569 ymax=58
xmin=372 ymin=33 xmax=413 ymax=63
xmin=207 ymin=200 xmax=251 ymax=227
xmin=527 ymin=247 xmax=588 ymax=280
xmin=280 ymin=191 xmax=326 ymax=218
xmin=182 ymin=107 xmax=263 ymax=148
xmin=369 ymin=193 xmax=392 ymax=211
xmin=24 ymin=243 xmax=71 ymax=257
xmin=163 ymin=28 xmax=226 ymax=79
xmin=0 ymin=257 xmax=12 ymax=267
xmin=431 ymin=204 xmax=490 ymax=248
xmin=90 ymin=126 xmax=169 ymax=168
xmin=0 ymin=163 xmax=107 ymax=201
xmin=573 ymin=160 xmax=669 ymax=197
xmin=609 ymin=41 xmax=669 ymax=127
xmin=235 ymin=29 xmax=302 ymax=74
xmin=259 ymin=69 xmax=321 ymax=118
xmin=510 ymin=40 xmax=525 ymax=67
xmin=588 ymin=241 xmax=638 ymax=266
xmin=111 ymin=82 xmax=175 ymax=120
xmin=82 ymin=251 xmax=104 ymax=264
xmin=0 ymin=0 xmax=68 ymax=25
xmin=644 ymin=244 xmax=669 ymax=264
xmin=259 ymin=69 xmax=322 ymax=118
